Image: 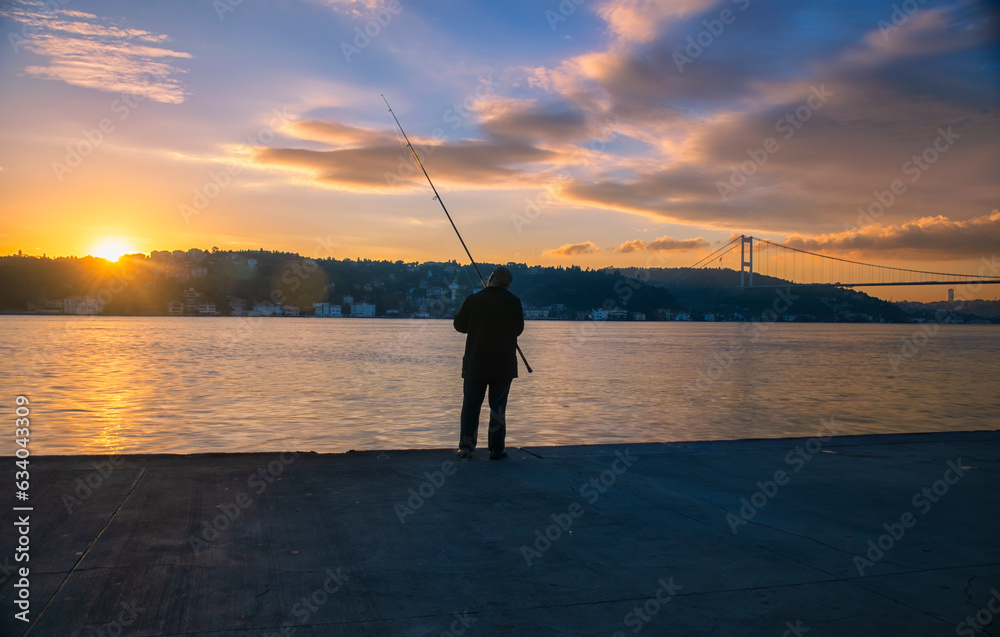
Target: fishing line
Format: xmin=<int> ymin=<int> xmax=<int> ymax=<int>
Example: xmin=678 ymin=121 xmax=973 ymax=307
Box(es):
xmin=382 ymin=95 xmax=532 ymax=373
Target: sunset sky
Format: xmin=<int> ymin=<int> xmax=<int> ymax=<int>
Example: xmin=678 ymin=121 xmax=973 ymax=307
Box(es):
xmin=0 ymin=0 xmax=997 ymax=301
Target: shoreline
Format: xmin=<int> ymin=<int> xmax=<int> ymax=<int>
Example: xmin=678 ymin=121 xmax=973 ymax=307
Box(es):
xmin=4 ymin=312 xmax=1000 ymax=324
xmin=8 ymin=428 xmax=999 ymax=459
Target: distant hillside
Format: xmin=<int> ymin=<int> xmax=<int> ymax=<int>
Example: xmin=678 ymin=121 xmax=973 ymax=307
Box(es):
xmin=2 ymin=252 xmax=993 ymax=322
xmin=611 ymin=266 xmax=909 ymax=323
xmin=0 ymin=251 xmax=676 ymax=319
xmin=897 ymin=299 xmax=1000 ymax=324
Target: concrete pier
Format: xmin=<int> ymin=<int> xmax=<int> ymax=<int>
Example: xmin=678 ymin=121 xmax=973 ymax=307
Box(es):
xmin=2 ymin=431 xmax=998 ymax=636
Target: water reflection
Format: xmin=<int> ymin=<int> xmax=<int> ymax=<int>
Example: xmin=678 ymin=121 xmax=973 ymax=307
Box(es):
xmin=1 ymin=316 xmax=997 ymax=455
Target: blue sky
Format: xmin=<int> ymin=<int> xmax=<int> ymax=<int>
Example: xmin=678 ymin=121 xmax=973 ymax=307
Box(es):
xmin=0 ymin=0 xmax=997 ymax=299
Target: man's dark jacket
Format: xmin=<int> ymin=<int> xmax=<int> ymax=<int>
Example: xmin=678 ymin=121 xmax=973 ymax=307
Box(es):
xmin=453 ymin=286 xmax=525 ymax=381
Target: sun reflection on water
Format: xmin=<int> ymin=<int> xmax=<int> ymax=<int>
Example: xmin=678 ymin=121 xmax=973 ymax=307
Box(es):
xmin=1 ymin=317 xmax=997 ymax=455
xmin=90 ymin=393 xmax=127 ymax=453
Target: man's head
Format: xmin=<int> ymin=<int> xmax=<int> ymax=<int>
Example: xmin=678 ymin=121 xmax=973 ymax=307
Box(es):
xmin=488 ymin=266 xmax=513 ymax=289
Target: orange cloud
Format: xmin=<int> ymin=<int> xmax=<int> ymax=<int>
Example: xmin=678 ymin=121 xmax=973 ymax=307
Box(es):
xmin=543 ymin=241 xmax=600 ymax=257
xmin=597 ymin=0 xmax=718 ymax=44
xmin=283 ymin=120 xmax=396 ymax=148
xmin=784 ymin=211 xmax=1000 ymax=259
xmin=611 ymin=236 xmax=709 ymax=253
xmin=613 ymin=239 xmax=648 ymax=253
xmin=247 ymin=119 xmax=558 ymax=192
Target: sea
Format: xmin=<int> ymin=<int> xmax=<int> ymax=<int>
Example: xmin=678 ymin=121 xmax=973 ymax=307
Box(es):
xmin=2 ymin=316 xmax=997 ymax=455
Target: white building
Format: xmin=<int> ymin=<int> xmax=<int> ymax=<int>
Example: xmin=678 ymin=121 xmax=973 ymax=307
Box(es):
xmin=183 ymin=288 xmax=200 ymax=313
xmin=251 ymin=302 xmax=281 ymax=316
xmin=63 ymin=296 xmax=105 ymax=315
xmin=313 ymin=302 xmax=343 ymax=317
xmin=352 ymin=302 xmax=376 ymax=318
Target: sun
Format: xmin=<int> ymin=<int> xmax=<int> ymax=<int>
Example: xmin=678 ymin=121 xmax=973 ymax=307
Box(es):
xmin=90 ymin=238 xmax=135 ymax=262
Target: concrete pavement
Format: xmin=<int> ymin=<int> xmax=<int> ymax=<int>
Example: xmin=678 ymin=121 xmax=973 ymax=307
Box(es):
xmin=2 ymin=430 xmax=998 ymax=636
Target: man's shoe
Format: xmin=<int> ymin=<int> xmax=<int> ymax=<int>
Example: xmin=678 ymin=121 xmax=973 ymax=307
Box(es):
xmin=456 ymin=449 xmax=471 ymax=458
xmin=489 ymin=450 xmax=508 ymax=460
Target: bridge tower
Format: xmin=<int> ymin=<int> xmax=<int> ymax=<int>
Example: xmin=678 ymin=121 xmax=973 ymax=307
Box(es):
xmin=740 ymin=235 xmax=754 ymax=288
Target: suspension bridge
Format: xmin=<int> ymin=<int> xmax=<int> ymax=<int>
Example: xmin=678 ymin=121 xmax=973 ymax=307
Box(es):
xmin=693 ymin=235 xmax=1000 ymax=289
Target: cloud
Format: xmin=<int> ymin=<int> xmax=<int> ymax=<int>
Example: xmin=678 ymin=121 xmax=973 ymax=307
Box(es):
xmin=543 ymin=241 xmax=600 ymax=257
xmin=596 ymin=0 xmax=719 ymax=44
xmin=478 ymin=100 xmax=590 ymax=144
xmin=509 ymin=0 xmax=1000 ymax=249
xmin=248 ymin=119 xmax=558 ymax=191
xmin=310 ymin=0 xmax=388 ymax=18
xmin=613 ymin=239 xmax=647 ymax=253
xmin=783 ymin=211 xmax=1000 ymax=260
xmin=612 ymin=235 xmax=709 ymax=253
xmin=282 ymin=120 xmax=397 ymax=148
xmin=235 ymin=0 xmax=997 ymax=265
xmin=7 ymin=1 xmax=191 ymax=103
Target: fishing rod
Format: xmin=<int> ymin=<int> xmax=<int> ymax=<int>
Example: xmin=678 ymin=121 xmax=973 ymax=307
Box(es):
xmin=381 ymin=94 xmax=532 ymax=373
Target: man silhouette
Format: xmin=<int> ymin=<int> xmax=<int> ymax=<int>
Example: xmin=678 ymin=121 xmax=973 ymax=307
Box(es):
xmin=453 ymin=266 xmax=524 ymax=460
